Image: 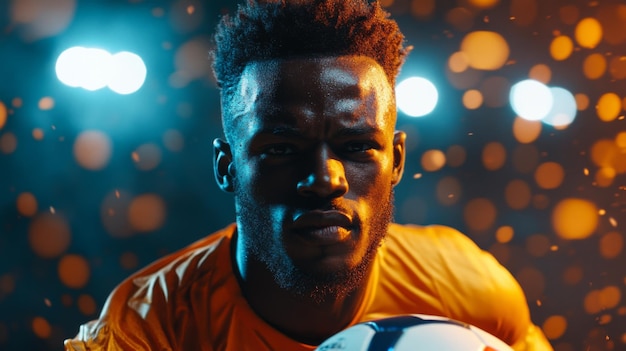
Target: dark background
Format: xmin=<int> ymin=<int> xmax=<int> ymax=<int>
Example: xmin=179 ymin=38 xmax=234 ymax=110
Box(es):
xmin=1 ymin=0 xmax=625 ymax=350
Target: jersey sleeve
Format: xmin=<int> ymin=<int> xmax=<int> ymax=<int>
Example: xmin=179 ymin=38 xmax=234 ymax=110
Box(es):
xmin=384 ymin=224 xmax=553 ymax=350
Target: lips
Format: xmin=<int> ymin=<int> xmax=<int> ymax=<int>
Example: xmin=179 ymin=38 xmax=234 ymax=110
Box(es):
xmin=291 ymin=210 xmax=353 ymax=245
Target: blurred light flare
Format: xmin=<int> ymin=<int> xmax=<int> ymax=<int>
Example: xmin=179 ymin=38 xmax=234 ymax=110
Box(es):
xmin=510 ymin=79 xmax=553 ymax=121
xmin=395 ymin=77 xmax=438 ymax=117
xmin=542 ymin=87 xmax=577 ymax=127
xmin=56 ymin=46 xmax=147 ymax=94
xmin=460 ymin=31 xmax=510 ymax=70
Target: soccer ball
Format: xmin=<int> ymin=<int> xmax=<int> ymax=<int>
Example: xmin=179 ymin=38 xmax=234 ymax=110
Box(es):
xmin=315 ymin=314 xmax=514 ymax=351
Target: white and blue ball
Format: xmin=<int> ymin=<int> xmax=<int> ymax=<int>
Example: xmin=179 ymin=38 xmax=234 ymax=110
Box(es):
xmin=315 ymin=314 xmax=513 ymax=351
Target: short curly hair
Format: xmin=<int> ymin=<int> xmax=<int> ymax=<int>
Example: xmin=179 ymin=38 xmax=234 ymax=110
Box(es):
xmin=211 ymin=0 xmax=410 ymax=94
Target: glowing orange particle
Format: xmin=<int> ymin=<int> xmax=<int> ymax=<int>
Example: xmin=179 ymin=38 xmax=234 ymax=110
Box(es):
xmin=552 ymin=198 xmax=598 ymax=240
xmin=575 ymin=17 xmax=603 ymax=49
xmin=16 ymin=192 xmax=38 ymax=217
xmin=31 ymin=317 xmax=51 ymax=339
xmin=542 ymin=315 xmax=567 ymax=340
xmin=58 ymin=254 xmax=90 ymax=289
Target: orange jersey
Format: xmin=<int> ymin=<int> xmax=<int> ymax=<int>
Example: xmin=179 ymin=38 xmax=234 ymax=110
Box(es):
xmin=65 ymin=223 xmax=552 ymax=351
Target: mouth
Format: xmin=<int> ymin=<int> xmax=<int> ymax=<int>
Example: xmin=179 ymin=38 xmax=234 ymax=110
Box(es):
xmin=291 ymin=210 xmax=354 ymax=245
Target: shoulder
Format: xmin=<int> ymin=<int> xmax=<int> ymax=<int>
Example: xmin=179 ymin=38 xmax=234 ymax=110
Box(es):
xmin=382 ymin=223 xmax=532 ymax=346
xmin=65 ymin=224 xmax=237 ymax=349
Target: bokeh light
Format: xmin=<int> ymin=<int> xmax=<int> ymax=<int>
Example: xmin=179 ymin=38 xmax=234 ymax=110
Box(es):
xmin=460 ymin=31 xmax=510 ymax=71
xmin=542 ymin=87 xmax=577 ymax=127
xmin=421 ymin=149 xmax=446 ymax=172
xmin=575 ymin=17 xmax=603 ymax=49
xmin=58 ymin=254 xmax=90 ymax=289
xmin=552 ymin=198 xmax=599 ymax=240
xmin=543 ymin=315 xmax=567 ymax=340
xmin=128 ymin=194 xmax=166 ymax=232
xmin=482 ymin=141 xmax=506 ymax=171
xmin=0 ymin=101 xmax=7 ymax=129
xmin=56 ymin=47 xmax=147 ymax=94
xmin=510 ymin=79 xmax=553 ymax=121
xmin=464 ymin=198 xmax=497 ymax=232
xmin=534 ymin=162 xmax=565 ymax=190
xmin=396 ymin=77 xmax=438 ymax=117
xmin=596 ymin=92 xmax=622 ymax=122
xmin=73 ymin=130 xmax=113 ymax=171
xmin=550 ymin=35 xmax=574 ymax=61
xmin=28 ymin=213 xmax=71 ymax=258
xmin=16 ymin=192 xmax=38 ymax=217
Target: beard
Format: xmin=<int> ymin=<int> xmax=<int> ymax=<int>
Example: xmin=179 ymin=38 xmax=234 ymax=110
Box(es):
xmin=234 ymin=185 xmax=395 ymax=304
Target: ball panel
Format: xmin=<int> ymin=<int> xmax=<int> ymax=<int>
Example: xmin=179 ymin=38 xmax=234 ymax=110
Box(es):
xmin=393 ymin=323 xmax=485 ymax=351
xmin=315 ymin=324 xmax=376 ymax=351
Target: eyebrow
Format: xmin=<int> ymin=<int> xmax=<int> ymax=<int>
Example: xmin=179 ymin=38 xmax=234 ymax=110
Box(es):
xmin=258 ymin=125 xmax=382 ymax=138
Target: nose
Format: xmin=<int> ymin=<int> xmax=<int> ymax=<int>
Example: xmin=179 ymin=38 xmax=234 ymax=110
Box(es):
xmin=297 ymin=146 xmax=348 ymax=198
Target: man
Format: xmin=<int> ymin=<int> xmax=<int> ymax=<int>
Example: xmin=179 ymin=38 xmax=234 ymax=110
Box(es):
xmin=65 ymin=0 xmax=553 ymax=350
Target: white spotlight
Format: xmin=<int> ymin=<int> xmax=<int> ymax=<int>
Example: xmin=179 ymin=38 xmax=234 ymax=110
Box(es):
xmin=396 ymin=77 xmax=439 ymax=117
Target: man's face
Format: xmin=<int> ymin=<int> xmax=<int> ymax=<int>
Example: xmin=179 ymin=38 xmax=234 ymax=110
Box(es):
xmin=220 ymin=55 xmax=405 ymax=301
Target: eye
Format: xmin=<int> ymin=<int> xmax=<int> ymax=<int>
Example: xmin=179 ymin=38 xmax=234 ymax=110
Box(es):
xmin=264 ymin=144 xmax=297 ymax=156
xmin=345 ymin=142 xmax=375 ymax=153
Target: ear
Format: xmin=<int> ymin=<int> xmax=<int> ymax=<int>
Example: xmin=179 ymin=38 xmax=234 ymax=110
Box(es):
xmin=391 ymin=131 xmax=406 ymax=186
xmin=213 ymin=138 xmax=235 ymax=193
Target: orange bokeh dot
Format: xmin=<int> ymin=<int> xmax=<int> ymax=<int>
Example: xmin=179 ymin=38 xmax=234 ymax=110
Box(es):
xmin=58 ymin=254 xmax=90 ymax=289
xmin=462 ymin=89 xmax=483 ymax=110
xmin=599 ymin=231 xmax=623 ymax=259
xmin=513 ymin=117 xmax=542 ymax=144
xmin=495 ymin=226 xmax=514 ymax=243
xmin=32 ymin=128 xmax=44 ymax=140
xmin=534 ymin=162 xmax=565 ymax=189
xmin=590 ymin=139 xmax=618 ymax=168
xmin=550 ymin=35 xmax=573 ymax=61
xmin=505 ymin=179 xmax=531 ymax=210
xmin=583 ymin=53 xmax=607 ymax=80
xmin=0 ymin=101 xmax=7 ymax=130
xmin=449 ymin=52 xmax=470 ymax=73
xmin=482 ymin=141 xmax=506 ymax=171
xmin=464 ymin=198 xmax=497 ymax=232
xmin=410 ymin=0 xmax=435 ymax=18
xmin=77 ymin=294 xmax=97 ymax=315
xmin=460 ymin=31 xmax=510 ymax=71
xmin=584 ymin=286 xmax=621 ymax=314
xmin=552 ymin=198 xmax=598 ymax=240
xmin=421 ymin=149 xmax=446 ymax=172
xmin=543 ymin=315 xmax=567 ymax=340
xmin=575 ymin=93 xmax=589 ymax=111
xmin=16 ymin=192 xmax=38 ymax=217
xmin=595 ymin=167 xmax=616 ymax=188
xmin=128 ymin=194 xmax=166 ymax=232
xmin=529 ymin=64 xmax=552 ymax=84
xmin=575 ymin=17 xmax=603 ymax=49
xmin=28 ymin=213 xmax=71 ymax=258
xmin=38 ymin=97 xmax=54 ymax=110
xmin=32 ymin=316 xmax=51 ymax=339
xmin=73 ymin=130 xmax=113 ymax=171
xmin=0 ymin=132 xmax=17 ymax=154
xmin=596 ymin=93 xmax=622 ymax=122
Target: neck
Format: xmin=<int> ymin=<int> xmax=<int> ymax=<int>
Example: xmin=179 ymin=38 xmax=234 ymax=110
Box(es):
xmin=231 ymin=232 xmax=373 ymax=345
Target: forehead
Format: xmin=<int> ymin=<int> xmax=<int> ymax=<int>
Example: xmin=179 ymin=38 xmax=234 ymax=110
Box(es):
xmin=226 ymin=55 xmax=395 ymax=133
xmin=239 ymin=55 xmax=392 ymax=102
